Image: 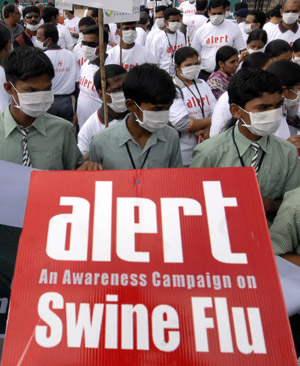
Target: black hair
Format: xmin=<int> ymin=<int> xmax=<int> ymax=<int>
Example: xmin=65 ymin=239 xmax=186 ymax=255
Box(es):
xmin=78 ymin=16 xmax=96 ymax=28
xmin=66 ymin=9 xmax=74 ymax=15
xmin=3 ymin=4 xmax=15 ymax=19
xmin=91 ymin=8 xmax=98 ymax=18
xmin=82 ymin=24 xmax=108 ymax=44
xmin=234 ymin=2 xmax=248 ymax=11
xmin=23 ymin=5 xmax=40 ymax=18
xmin=42 ymin=6 xmax=58 ymax=23
xmin=3 ymin=46 xmax=54 ymax=83
xmin=247 ymin=10 xmax=266 ymax=28
xmin=224 ymin=0 xmax=231 ymax=8
xmin=242 ymin=52 xmax=271 ymax=69
xmin=0 ymin=24 xmax=11 ymax=51
xmin=138 ymin=11 xmax=149 ymax=25
xmin=155 ymin=6 xmax=167 ymax=14
xmin=196 ymin=0 xmax=208 ymax=11
xmin=247 ymin=29 xmax=268 ymax=45
xmin=292 ymin=38 xmax=300 ymax=53
xmin=215 ymin=46 xmax=238 ymax=71
xmin=265 ymin=39 xmax=292 ymax=58
xmin=269 ymin=5 xmax=282 ymax=18
xmin=174 ymin=46 xmax=199 ymax=66
xmin=164 ymin=7 xmax=181 ymax=20
xmin=116 ymin=21 xmax=137 ymax=29
xmin=39 ymin=23 xmax=59 ymax=44
xmin=123 ymin=63 xmax=176 ymax=106
xmin=46 ymin=2 xmax=55 ymax=7
xmin=267 ymin=60 xmax=300 ymax=87
xmin=208 ymin=0 xmax=225 ymax=10
xmin=94 ymin=64 xmax=127 ymax=90
xmin=228 ymin=68 xmax=282 ymax=108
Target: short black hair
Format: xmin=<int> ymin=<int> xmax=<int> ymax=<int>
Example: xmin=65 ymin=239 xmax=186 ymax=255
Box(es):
xmin=228 ymin=68 xmax=282 ymax=108
xmin=215 ymin=46 xmax=238 ymax=71
xmin=123 ymin=63 xmax=176 ymax=106
xmin=247 ymin=10 xmax=266 ymax=28
xmin=267 ymin=60 xmax=300 ymax=88
xmin=164 ymin=7 xmax=181 ymax=20
xmin=46 ymin=2 xmax=55 ymax=7
xmin=174 ymin=46 xmax=198 ymax=66
xmin=78 ymin=16 xmax=96 ymax=28
xmin=247 ymin=29 xmax=268 ymax=45
xmin=208 ymin=0 xmax=225 ymax=10
xmin=265 ymin=39 xmax=292 ymax=58
xmin=91 ymin=8 xmax=98 ymax=18
xmin=241 ymin=52 xmax=271 ymax=69
xmin=0 ymin=24 xmax=11 ymax=51
xmin=3 ymin=4 xmax=15 ymax=19
xmin=3 ymin=46 xmax=54 ymax=84
xmin=155 ymin=6 xmax=167 ymax=14
xmin=42 ymin=6 xmax=58 ymax=23
xmin=269 ymin=5 xmax=282 ymax=18
xmin=196 ymin=0 xmax=208 ymax=11
xmin=23 ymin=5 xmax=40 ymax=18
xmin=235 ymin=1 xmax=248 ymax=11
xmin=39 ymin=23 xmax=59 ymax=44
xmin=82 ymin=25 xmax=109 ymax=44
xmin=138 ymin=11 xmax=149 ymax=25
xmin=116 ymin=21 xmax=137 ymax=29
xmin=224 ymin=0 xmax=231 ymax=7
xmin=292 ymin=38 xmax=300 ymax=53
xmin=94 ymin=64 xmax=127 ymax=90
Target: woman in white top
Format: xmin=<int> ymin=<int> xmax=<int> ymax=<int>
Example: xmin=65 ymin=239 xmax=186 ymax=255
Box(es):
xmin=169 ymin=46 xmax=216 ymax=166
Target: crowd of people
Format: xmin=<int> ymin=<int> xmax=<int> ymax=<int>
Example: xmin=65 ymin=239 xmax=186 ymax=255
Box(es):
xmin=0 ymin=0 xmax=300 ymax=358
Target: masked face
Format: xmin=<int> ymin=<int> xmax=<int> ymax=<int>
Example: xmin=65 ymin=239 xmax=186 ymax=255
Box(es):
xmin=180 ymin=64 xmax=201 ymax=80
xmin=282 ymin=12 xmax=299 ymax=25
xmin=81 ymin=40 xmax=99 ymax=61
xmin=107 ymin=91 xmax=127 ymax=113
xmin=155 ymin=17 xmax=165 ymax=28
xmin=134 ymin=102 xmax=170 ymax=133
xmin=292 ymin=56 xmax=300 ymax=66
xmin=167 ymin=21 xmax=181 ymax=32
xmin=35 ymin=38 xmax=50 ymax=51
xmin=210 ymin=14 xmax=225 ymax=25
xmin=122 ymin=29 xmax=137 ymax=44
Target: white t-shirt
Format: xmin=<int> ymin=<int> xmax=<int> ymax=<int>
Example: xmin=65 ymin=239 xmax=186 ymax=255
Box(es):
xmin=263 ymin=21 xmax=277 ymax=32
xmin=45 ymin=48 xmax=80 ymax=95
xmin=170 ymin=79 xmax=216 ymax=165
xmin=109 ymin=23 xmax=119 ymax=45
xmin=73 ymin=43 xmax=88 ymax=69
xmin=57 ymin=23 xmax=74 ymax=49
xmin=151 ymin=30 xmax=186 ymax=72
xmin=266 ymin=22 xmax=300 ymax=46
xmin=210 ymin=91 xmax=231 ymax=137
xmin=178 ymin=1 xmax=196 ymax=25
xmin=192 ymin=19 xmax=246 ymax=73
xmin=77 ymin=61 xmax=102 ymax=129
xmin=187 ymin=14 xmax=207 ymax=44
xmin=145 ymin=26 xmax=162 ymax=49
xmin=105 ymin=44 xmax=151 ymax=71
xmin=135 ymin=27 xmax=147 ymax=47
xmin=64 ymin=16 xmax=80 ymax=45
xmin=0 ymin=66 xmax=11 ymax=113
xmin=77 ymin=109 xmax=122 ymax=155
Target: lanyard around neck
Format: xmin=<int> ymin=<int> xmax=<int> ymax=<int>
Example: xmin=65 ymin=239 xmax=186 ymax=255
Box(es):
xmin=165 ymin=31 xmax=177 ymax=60
xmin=125 ymin=142 xmax=151 ymax=169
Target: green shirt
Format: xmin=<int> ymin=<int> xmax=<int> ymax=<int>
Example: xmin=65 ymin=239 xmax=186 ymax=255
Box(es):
xmin=270 ymin=187 xmax=300 ymax=255
xmin=90 ymin=117 xmax=183 ymax=169
xmin=0 ymin=108 xmax=83 ymax=170
xmin=190 ymin=125 xmax=300 ymax=200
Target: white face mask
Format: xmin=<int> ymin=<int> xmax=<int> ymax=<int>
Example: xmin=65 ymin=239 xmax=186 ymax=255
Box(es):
xmin=122 ymin=30 xmax=137 ymax=44
xmin=82 ymin=45 xmax=98 ymax=61
xmin=134 ymin=102 xmax=170 ymax=132
xmin=292 ymin=56 xmax=300 ymax=65
xmin=239 ymin=106 xmax=282 ymax=136
xmin=26 ymin=22 xmax=41 ymax=32
xmin=225 ymin=11 xmax=231 ymax=18
xmin=35 ymin=39 xmax=49 ymax=51
xmin=180 ymin=64 xmax=201 ymax=80
xmin=11 ymin=83 xmax=54 ymax=118
xmin=210 ymin=14 xmax=225 ymax=26
xmin=282 ymin=12 xmax=299 ymax=25
xmin=79 ymin=32 xmax=84 ymax=42
xmin=155 ymin=17 xmax=165 ymax=28
xmin=247 ymin=46 xmax=265 ymax=54
xmin=107 ymin=91 xmax=127 ymax=113
xmin=167 ymin=21 xmax=181 ymax=32
xmin=284 ymin=90 xmax=300 ymax=114
xmin=243 ymin=23 xmax=252 ymax=34
xmin=189 ymin=0 xmax=195 ymax=3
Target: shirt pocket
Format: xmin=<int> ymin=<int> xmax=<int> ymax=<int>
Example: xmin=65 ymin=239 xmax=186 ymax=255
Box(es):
xmin=30 ymin=149 xmax=63 ymax=170
xmin=259 ymin=172 xmax=285 ymax=200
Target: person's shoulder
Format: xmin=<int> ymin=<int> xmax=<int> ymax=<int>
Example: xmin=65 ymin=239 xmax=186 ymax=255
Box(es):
xmin=163 ymin=125 xmax=180 ymax=138
xmin=43 ymin=113 xmax=74 ymax=130
xmin=133 ymin=43 xmax=146 ymax=51
xmin=93 ymin=120 xmax=123 ymax=139
xmin=194 ymin=128 xmax=232 ymax=152
xmin=269 ymin=134 xmax=299 ymax=153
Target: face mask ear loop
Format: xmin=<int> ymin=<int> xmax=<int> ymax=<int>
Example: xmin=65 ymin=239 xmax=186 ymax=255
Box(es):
xmin=133 ymin=102 xmax=143 ymax=123
xmin=10 ymin=82 xmax=21 ymax=109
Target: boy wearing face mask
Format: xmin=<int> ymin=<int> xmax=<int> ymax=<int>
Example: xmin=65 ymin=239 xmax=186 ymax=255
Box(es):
xmin=191 ymin=68 xmax=300 ymax=219
xmin=90 ymin=63 xmax=182 ymax=169
xmin=151 ymin=7 xmax=186 ymax=75
xmin=78 ymin=65 xmax=128 ymax=157
xmin=144 ymin=6 xmax=167 ymax=49
xmin=14 ymin=5 xmax=41 ymax=47
xmin=105 ymin=21 xmax=152 ymax=72
xmin=191 ymin=0 xmax=246 ymax=81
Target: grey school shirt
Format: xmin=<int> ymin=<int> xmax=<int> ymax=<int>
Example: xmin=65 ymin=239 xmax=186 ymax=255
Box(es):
xmin=90 ymin=116 xmax=183 ymax=169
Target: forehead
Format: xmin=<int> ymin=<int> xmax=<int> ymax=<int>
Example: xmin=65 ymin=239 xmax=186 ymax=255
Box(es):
xmin=245 ymin=92 xmax=282 ymax=108
xmin=37 ymin=27 xmax=44 ymax=36
xmin=210 ymin=6 xmax=225 ymax=12
xmin=245 ymin=14 xmax=255 ymax=22
xmin=25 ymin=11 xmax=40 ymax=17
xmin=107 ymin=73 xmax=126 ymax=88
xmin=156 ymin=11 xmax=164 ymax=17
xmin=83 ymin=33 xmax=99 ymax=42
xmin=15 ymin=74 xmax=52 ymax=89
xmin=167 ymin=14 xmax=181 ymax=21
xmin=284 ymin=0 xmax=300 ymax=11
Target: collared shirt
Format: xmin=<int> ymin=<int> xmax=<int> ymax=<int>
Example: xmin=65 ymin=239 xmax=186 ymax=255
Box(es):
xmin=190 ymin=125 xmax=300 ymax=200
xmin=267 ymin=21 xmax=300 ymax=45
xmin=270 ymin=187 xmax=300 ymax=255
xmin=1 ymin=20 xmax=24 ymax=45
xmin=0 ymin=108 xmax=84 ymax=170
xmin=89 ymin=116 xmax=183 ymax=169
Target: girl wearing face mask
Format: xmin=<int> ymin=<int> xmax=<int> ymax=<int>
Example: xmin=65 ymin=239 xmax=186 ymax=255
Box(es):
xmin=267 ymin=60 xmax=300 ymax=144
xmin=264 ymin=39 xmax=293 ymax=62
xmin=292 ymin=38 xmax=300 ymax=66
xmin=169 ymin=46 xmax=216 ymax=166
xmin=207 ymin=46 xmax=239 ymax=100
xmin=238 ymin=29 xmax=268 ymax=66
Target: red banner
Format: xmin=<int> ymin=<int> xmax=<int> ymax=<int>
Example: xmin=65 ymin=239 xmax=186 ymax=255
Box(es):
xmin=2 ymin=168 xmax=297 ymax=365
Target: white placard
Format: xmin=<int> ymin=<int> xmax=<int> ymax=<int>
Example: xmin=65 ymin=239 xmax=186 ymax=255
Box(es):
xmin=62 ymin=0 xmax=134 ymax=13
xmin=104 ymin=0 xmax=140 ymax=24
xmin=56 ymin=0 xmax=73 ymax=10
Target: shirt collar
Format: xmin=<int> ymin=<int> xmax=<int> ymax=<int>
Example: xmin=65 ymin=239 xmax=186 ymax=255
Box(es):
xmin=4 ymin=107 xmax=47 ymax=138
xmin=278 ymin=21 xmax=299 ymax=33
xmin=118 ymin=115 xmax=167 ymax=148
xmin=233 ymin=123 xmax=268 ymax=156
xmin=174 ymin=75 xmax=203 ymax=89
